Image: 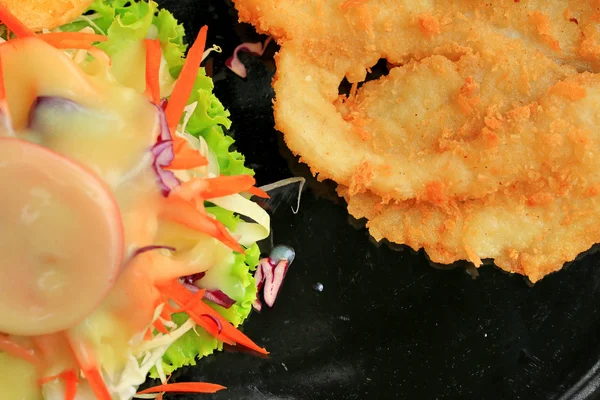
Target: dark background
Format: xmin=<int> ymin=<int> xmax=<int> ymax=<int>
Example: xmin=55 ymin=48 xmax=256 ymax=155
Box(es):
xmin=156 ymin=1 xmax=600 ymax=398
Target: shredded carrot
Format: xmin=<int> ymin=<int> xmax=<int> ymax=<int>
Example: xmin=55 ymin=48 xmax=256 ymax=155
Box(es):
xmin=165 ymin=25 xmax=208 ymax=133
xmin=169 ymin=288 xmax=206 ymax=313
xmin=138 ymin=382 xmax=226 ymax=394
xmin=160 ymin=286 xmax=233 ymax=343
xmin=165 ymin=136 xmax=209 ymax=170
xmin=160 ymin=196 xmax=244 ymax=253
xmin=45 ymin=41 xmax=96 ymax=50
xmin=0 ymin=334 xmax=40 ymax=366
xmin=144 ymin=38 xmax=162 ymax=104
xmin=0 ymin=4 xmax=34 ymax=38
xmin=159 ymin=302 xmax=174 ymax=322
xmin=38 ymin=369 xmax=78 ymax=400
xmin=173 ymin=175 xmax=257 ymax=202
xmin=248 ymin=186 xmax=270 ymax=198
xmin=83 ymin=367 xmax=111 ymax=400
xmin=157 ymin=280 xmax=268 ymax=354
xmin=166 ymin=150 xmax=209 ymax=169
xmin=64 ymin=333 xmax=111 ymax=400
xmin=144 ymin=328 xmax=153 ymax=341
xmin=0 ymin=52 xmax=8 ymax=121
xmin=153 ymin=318 xmax=169 ymax=334
xmin=0 ymin=53 xmax=5 ymax=103
xmin=40 ymin=32 xmax=107 ymax=45
xmin=161 ymin=298 xmax=178 ymax=316
xmin=61 ymin=370 xmax=78 ymax=400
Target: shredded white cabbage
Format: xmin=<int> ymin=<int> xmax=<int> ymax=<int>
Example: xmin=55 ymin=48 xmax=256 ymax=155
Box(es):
xmin=105 ymin=310 xmax=196 ymax=400
xmin=210 ymin=193 xmax=270 ymax=245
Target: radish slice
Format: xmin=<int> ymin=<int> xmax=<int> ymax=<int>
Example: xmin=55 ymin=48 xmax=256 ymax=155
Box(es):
xmin=0 ymin=138 xmax=124 ymax=336
xmin=253 ymin=245 xmax=295 ymax=310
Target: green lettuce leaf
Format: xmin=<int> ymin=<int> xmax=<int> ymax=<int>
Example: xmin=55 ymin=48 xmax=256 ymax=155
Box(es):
xmin=149 ymin=313 xmax=218 ymax=377
xmin=186 ymin=70 xmax=254 ymax=176
xmin=149 ymin=246 xmax=259 ymax=377
xmin=63 ymin=0 xmax=252 ymax=177
xmin=206 ymin=206 xmax=241 ymax=231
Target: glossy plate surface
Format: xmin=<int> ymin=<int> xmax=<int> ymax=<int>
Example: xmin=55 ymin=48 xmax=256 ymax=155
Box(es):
xmin=157 ymin=1 xmax=600 ymax=398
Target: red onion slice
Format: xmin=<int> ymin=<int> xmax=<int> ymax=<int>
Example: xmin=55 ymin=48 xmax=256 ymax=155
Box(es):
xmin=151 ymin=139 xmax=179 ymax=196
xmin=153 ymin=103 xmax=172 ymax=142
xmin=179 ymin=280 xmax=237 ymax=309
xmin=201 ymin=314 xmax=222 ymax=334
xmin=225 ymin=37 xmax=273 ymax=79
xmin=182 ymin=272 xmax=206 ymax=285
xmin=203 ymin=289 xmax=236 ymax=309
xmin=150 ymin=104 xmax=180 ymax=196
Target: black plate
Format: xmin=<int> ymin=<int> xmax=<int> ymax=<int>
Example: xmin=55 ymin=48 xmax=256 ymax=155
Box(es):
xmin=156 ymin=1 xmax=600 ymax=398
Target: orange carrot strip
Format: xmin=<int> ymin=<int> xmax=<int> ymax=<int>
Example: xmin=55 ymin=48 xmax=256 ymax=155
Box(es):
xmin=0 ymin=52 xmax=8 ymax=122
xmin=64 ymin=333 xmax=111 ymax=400
xmin=166 ymin=136 xmax=209 ymax=170
xmin=197 ymin=175 xmax=256 ymax=199
xmin=0 ymin=4 xmax=34 ymax=38
xmin=38 ymin=369 xmax=79 ymax=399
xmin=158 ymin=285 xmax=234 ymax=344
xmin=43 ymin=41 xmax=96 ymax=50
xmin=159 ymin=304 xmax=173 ymax=322
xmin=144 ymin=328 xmax=153 ymax=341
xmin=0 ymin=53 xmax=5 ymax=103
xmin=138 ymin=382 xmax=226 ymax=394
xmin=168 ymin=288 xmax=206 ymax=313
xmin=61 ymin=370 xmax=78 ymax=400
xmin=39 ymin=33 xmax=107 ymax=50
xmin=248 ymin=186 xmax=270 ymax=198
xmin=165 ymin=153 xmax=209 ymax=170
xmin=39 ymin=370 xmax=78 ymax=400
xmin=157 ymin=280 xmax=267 ymax=354
xmin=153 ymin=318 xmax=169 ymax=334
xmin=173 ymin=175 xmax=256 ymax=202
xmin=160 ymin=197 xmax=244 ymax=253
xmin=165 ymin=25 xmax=208 ymax=133
xmin=0 ymin=334 xmax=40 ymax=366
xmin=161 ymin=298 xmax=178 ymax=315
xmin=40 ymin=32 xmax=107 ymax=44
xmin=83 ymin=367 xmax=111 ymax=400
xmin=144 ymin=38 xmax=162 ymax=104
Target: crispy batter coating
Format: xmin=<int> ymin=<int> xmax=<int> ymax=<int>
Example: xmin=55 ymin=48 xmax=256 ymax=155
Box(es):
xmin=233 ymin=0 xmax=600 ymax=280
xmin=0 ymin=0 xmax=94 ymax=31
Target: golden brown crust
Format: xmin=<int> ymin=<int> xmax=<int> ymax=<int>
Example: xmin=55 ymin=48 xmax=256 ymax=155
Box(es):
xmin=233 ymin=0 xmax=600 ymax=281
xmin=0 ymin=0 xmax=94 ymax=31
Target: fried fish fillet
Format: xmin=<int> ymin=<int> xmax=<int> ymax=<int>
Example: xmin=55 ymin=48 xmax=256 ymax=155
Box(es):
xmin=0 ymin=0 xmax=94 ymax=31
xmin=233 ymin=0 xmax=600 ymax=280
xmin=239 ymin=0 xmax=600 ymax=200
xmin=339 ymin=181 xmax=600 ymax=283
